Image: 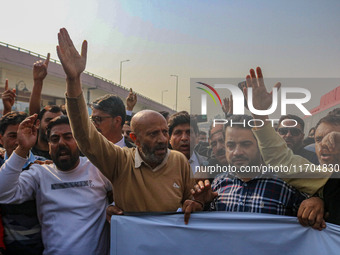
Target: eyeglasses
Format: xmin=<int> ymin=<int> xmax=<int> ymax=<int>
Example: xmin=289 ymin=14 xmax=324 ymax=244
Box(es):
xmin=89 ymin=115 xmax=113 ymax=125
xmin=278 ymin=127 xmax=302 ymax=136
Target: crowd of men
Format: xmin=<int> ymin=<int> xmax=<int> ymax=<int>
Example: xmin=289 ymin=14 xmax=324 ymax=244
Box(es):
xmin=0 ymin=28 xmax=339 ymax=254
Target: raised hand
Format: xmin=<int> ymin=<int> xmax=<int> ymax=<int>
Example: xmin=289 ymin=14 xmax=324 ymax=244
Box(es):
xmin=56 ymin=28 xmax=87 ymax=80
xmin=320 ymin=131 xmax=340 ymax=154
xmin=2 ymin=79 xmax=16 ymax=115
xmin=126 ymin=88 xmax=137 ymax=111
xmin=222 ymin=95 xmax=233 ymax=115
xmin=33 ymin=53 xmax=50 ymax=81
xmin=16 ymin=114 xmax=38 ymax=157
xmin=30 ymin=53 xmax=51 ymax=115
xmin=245 ymin=67 xmax=281 ymax=119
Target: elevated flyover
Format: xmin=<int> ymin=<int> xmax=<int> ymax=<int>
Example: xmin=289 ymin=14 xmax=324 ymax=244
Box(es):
xmin=0 ymin=42 xmax=175 ymax=115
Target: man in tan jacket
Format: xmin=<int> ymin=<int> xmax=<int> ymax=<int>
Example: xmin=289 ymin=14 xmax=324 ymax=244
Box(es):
xmin=56 ymin=28 xmax=212 ymax=220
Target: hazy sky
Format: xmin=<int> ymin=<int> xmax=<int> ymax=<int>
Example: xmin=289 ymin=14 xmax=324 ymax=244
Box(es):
xmin=2 ymin=0 xmax=340 ymax=111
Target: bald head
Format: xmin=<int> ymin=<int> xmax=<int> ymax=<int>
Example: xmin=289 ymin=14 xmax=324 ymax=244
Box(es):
xmin=131 ymin=110 xmax=166 ymax=135
xmin=130 ymin=110 xmax=169 ymax=168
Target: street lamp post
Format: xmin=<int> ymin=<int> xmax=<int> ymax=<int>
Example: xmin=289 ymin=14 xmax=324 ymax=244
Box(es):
xmin=170 ymin=75 xmax=178 ymax=111
xmin=119 ymin=59 xmax=130 ymax=86
xmin=161 ymin=90 xmax=168 ymax=104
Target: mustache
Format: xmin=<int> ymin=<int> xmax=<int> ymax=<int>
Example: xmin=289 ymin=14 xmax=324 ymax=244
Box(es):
xmin=232 ymin=156 xmax=249 ymax=162
xmin=216 ymin=149 xmax=225 ymax=156
xmin=179 ymin=142 xmax=190 ymax=146
xmin=154 ymin=144 xmax=167 ymax=150
xmin=56 ymin=146 xmax=71 ymax=157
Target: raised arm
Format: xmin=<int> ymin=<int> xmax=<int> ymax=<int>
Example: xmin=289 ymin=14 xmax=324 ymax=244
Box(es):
xmin=56 ymin=28 xmax=87 ymax=98
xmin=0 ymin=115 xmax=38 ymax=203
xmin=222 ymin=95 xmax=233 ymax=117
xmin=1 ymin=79 xmax=16 ymax=115
xmin=15 ymin=114 xmax=38 ymax=158
xmin=56 ymin=28 xmax=124 ymax=182
xmin=245 ymin=67 xmax=281 ymax=124
xmin=29 ymin=53 xmax=50 ymax=115
xmin=126 ymin=88 xmax=137 ymax=122
xmin=126 ymin=88 xmax=137 ymax=111
xmin=247 ymin=67 xmax=331 ymax=194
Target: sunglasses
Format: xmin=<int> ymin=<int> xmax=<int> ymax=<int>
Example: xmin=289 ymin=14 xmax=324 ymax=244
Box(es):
xmin=89 ymin=115 xmax=113 ymax=125
xmin=278 ymin=127 xmax=302 ymax=136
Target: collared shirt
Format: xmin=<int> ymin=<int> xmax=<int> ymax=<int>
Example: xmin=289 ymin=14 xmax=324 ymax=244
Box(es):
xmin=134 ymin=148 xmax=170 ymax=172
xmin=211 ymin=172 xmax=309 ymax=216
xmin=115 ymin=136 xmax=126 ymax=148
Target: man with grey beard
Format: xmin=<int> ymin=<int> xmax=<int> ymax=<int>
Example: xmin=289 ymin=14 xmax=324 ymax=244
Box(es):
xmin=56 ymin=28 xmax=206 ymax=216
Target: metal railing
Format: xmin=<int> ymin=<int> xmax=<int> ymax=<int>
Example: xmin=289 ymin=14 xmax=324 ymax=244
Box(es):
xmin=0 ymin=41 xmax=161 ymax=106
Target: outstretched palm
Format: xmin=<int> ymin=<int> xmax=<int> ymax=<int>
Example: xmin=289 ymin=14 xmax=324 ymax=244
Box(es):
xmin=126 ymin=88 xmax=137 ymax=111
xmin=57 ymin=28 xmax=87 ymax=79
xmin=245 ymin=67 xmax=281 ymax=114
xmin=17 ymin=115 xmax=38 ymax=150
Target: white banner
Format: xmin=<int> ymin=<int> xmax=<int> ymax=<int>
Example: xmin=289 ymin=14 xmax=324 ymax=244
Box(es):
xmin=111 ymin=212 xmax=340 ymax=255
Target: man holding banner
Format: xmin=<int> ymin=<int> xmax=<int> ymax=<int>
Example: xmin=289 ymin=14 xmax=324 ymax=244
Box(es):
xmin=186 ymin=68 xmax=339 ymax=229
xmin=210 ymin=115 xmax=309 ymax=215
xmin=185 ymin=114 xmax=312 ymax=225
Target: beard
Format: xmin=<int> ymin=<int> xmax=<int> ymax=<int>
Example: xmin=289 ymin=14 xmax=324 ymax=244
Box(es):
xmin=39 ymin=128 xmax=48 ymax=143
xmin=215 ymin=148 xmax=227 ymax=164
xmin=51 ymin=146 xmax=80 ymax=171
xmin=231 ymin=154 xmax=262 ymax=179
xmin=139 ymin=143 xmax=167 ymax=166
